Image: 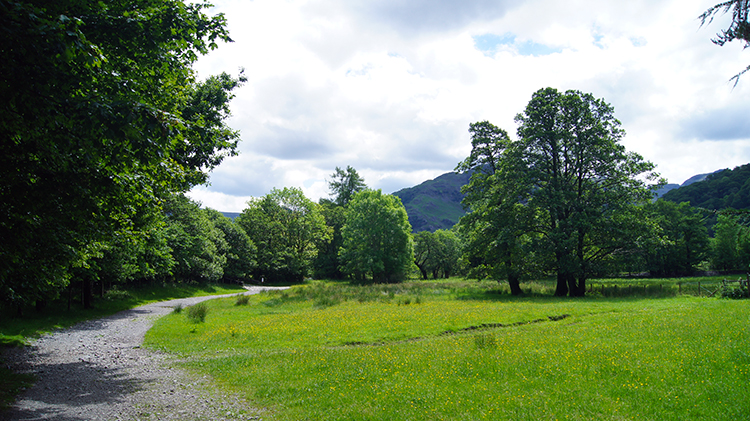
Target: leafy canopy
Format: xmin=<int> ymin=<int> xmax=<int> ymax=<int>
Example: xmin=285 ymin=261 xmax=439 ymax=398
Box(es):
xmin=340 ymin=190 xmax=414 ymax=283
xmin=0 ymin=0 xmax=242 ymax=306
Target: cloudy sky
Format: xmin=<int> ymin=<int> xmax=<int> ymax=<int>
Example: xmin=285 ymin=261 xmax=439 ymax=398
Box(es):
xmin=187 ymin=0 xmax=750 ymax=212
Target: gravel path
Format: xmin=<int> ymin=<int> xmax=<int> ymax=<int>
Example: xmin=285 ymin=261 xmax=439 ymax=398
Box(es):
xmin=1 ymin=286 xmax=288 ymax=421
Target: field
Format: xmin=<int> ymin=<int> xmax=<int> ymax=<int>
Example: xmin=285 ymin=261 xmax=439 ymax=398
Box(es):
xmin=144 ymin=279 xmax=750 ymax=420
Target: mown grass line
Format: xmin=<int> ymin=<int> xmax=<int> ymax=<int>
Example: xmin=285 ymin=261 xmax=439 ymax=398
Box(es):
xmin=145 ymin=280 xmax=750 ymax=420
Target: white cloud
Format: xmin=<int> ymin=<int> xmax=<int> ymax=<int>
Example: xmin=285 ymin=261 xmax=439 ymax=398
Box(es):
xmin=190 ymin=0 xmax=750 ymax=210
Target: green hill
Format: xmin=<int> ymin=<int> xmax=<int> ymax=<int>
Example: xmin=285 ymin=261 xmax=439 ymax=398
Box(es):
xmin=392 ymin=172 xmax=470 ymax=232
xmin=661 ymin=164 xmax=750 ymax=209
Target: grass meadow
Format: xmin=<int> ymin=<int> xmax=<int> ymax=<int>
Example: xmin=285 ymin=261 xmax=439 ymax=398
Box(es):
xmin=144 ymin=279 xmax=750 ymax=420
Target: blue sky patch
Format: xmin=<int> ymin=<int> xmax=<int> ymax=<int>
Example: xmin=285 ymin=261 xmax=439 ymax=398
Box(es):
xmin=473 ymin=33 xmax=562 ymax=57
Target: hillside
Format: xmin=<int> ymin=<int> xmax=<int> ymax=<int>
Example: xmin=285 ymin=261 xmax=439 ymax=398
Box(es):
xmin=661 ymin=164 xmax=750 ymax=209
xmin=390 ymin=166 xmax=741 ymax=233
xmin=392 ymin=172 xmax=470 ymax=232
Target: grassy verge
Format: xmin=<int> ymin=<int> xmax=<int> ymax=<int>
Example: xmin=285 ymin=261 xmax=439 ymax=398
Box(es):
xmin=0 ymin=282 xmax=246 ymax=412
xmin=145 ymin=279 xmax=750 ymax=420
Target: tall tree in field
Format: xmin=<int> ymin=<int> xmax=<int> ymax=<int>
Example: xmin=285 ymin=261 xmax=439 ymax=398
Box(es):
xmin=0 ymin=0 xmax=242 ymax=308
xmin=514 ymin=88 xmax=659 ymax=297
xmin=340 ymin=190 xmax=414 ymax=283
xmin=700 ymin=0 xmax=750 ymax=84
xmin=237 ymin=188 xmax=331 ymax=283
xmin=314 ymin=166 xmax=368 ymax=279
xmin=456 ymin=121 xmax=534 ymax=295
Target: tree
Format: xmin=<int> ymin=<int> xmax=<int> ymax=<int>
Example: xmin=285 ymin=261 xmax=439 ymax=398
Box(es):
xmin=0 ymin=0 xmax=242 ymax=308
xmin=313 ymin=202 xmax=348 ymax=279
xmin=237 ymin=188 xmax=331 ymax=283
xmin=700 ymin=0 xmax=750 ymax=85
xmin=163 ymin=194 xmax=227 ymax=282
xmin=339 ymin=190 xmax=414 ymax=283
xmin=638 ymin=201 xmax=710 ymax=276
xmin=431 ymin=229 xmax=462 ymax=278
xmin=327 ymin=166 xmax=367 ymax=207
xmin=314 ymin=166 xmax=368 ymax=279
xmin=413 ymin=231 xmax=440 ymax=280
xmin=513 ymin=88 xmax=658 ymax=296
xmin=456 ymin=121 xmax=537 ymax=295
xmin=204 ymin=209 xmax=256 ymax=282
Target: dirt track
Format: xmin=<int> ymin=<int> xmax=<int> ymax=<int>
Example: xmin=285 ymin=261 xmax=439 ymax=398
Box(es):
xmin=1 ymin=286 xmax=287 ymax=421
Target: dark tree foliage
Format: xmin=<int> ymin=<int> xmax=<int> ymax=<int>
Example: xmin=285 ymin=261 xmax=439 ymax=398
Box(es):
xmin=700 ymin=0 xmax=750 ymax=84
xmin=313 ymin=202 xmax=347 ymax=279
xmin=661 ymin=164 xmax=750 ymax=210
xmin=638 ymin=201 xmax=710 ymax=276
xmin=513 ymin=88 xmax=658 ymax=296
xmin=0 ymin=0 xmax=242 ymax=307
xmin=203 ymin=209 xmax=257 ymax=282
xmin=163 ymin=195 xmax=227 ymax=283
xmin=456 ymin=121 xmax=533 ymax=295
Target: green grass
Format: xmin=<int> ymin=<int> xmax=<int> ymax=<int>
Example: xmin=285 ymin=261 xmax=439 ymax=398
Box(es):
xmin=144 ymin=279 xmax=750 ymax=420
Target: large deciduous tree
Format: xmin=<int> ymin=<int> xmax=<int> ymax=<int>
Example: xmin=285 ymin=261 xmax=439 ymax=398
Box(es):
xmin=314 ymin=166 xmax=368 ymax=279
xmin=456 ymin=121 xmax=535 ymax=295
xmin=514 ymin=88 xmax=659 ymax=296
xmin=0 ymin=0 xmax=242 ymax=307
xmin=237 ymin=188 xmax=331 ymax=283
xmin=340 ymin=190 xmax=414 ymax=283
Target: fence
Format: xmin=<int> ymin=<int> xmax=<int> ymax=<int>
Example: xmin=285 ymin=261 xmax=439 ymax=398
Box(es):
xmin=586 ymin=277 xmax=750 ymax=298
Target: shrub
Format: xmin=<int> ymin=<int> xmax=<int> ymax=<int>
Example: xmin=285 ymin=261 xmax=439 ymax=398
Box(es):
xmin=186 ymin=303 xmax=208 ymax=323
xmin=104 ymin=288 xmax=134 ymax=301
xmin=173 ymin=303 xmax=183 ymax=314
xmin=721 ymin=281 xmax=749 ymax=299
xmin=235 ymin=294 xmax=250 ymax=306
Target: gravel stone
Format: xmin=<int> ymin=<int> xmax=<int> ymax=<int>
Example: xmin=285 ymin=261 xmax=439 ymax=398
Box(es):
xmin=1 ymin=286 xmax=287 ymax=421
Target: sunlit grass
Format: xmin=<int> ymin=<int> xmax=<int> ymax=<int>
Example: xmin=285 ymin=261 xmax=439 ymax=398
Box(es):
xmin=145 ymin=280 xmax=750 ymax=420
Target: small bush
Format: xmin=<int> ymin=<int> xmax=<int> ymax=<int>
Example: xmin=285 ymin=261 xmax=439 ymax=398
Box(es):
xmin=186 ymin=303 xmax=208 ymax=323
xmin=721 ymin=283 xmax=749 ymax=299
xmin=173 ymin=303 xmax=183 ymax=314
xmin=104 ymin=288 xmax=134 ymax=301
xmin=235 ymin=294 xmax=250 ymax=306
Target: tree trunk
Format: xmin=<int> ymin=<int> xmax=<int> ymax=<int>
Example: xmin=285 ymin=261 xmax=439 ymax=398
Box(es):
xmin=570 ymin=277 xmax=586 ymax=297
xmin=416 ymin=264 xmax=428 ymax=280
xmin=505 ymin=247 xmax=523 ymax=296
xmin=555 ymin=272 xmax=569 ymax=296
xmin=508 ymin=274 xmax=523 ymax=295
xmin=566 ymin=275 xmax=578 ymax=298
xmin=83 ymin=279 xmax=93 ymax=309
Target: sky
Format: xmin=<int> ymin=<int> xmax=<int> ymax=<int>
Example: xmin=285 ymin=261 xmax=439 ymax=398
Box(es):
xmin=186 ymin=0 xmax=750 ymax=212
